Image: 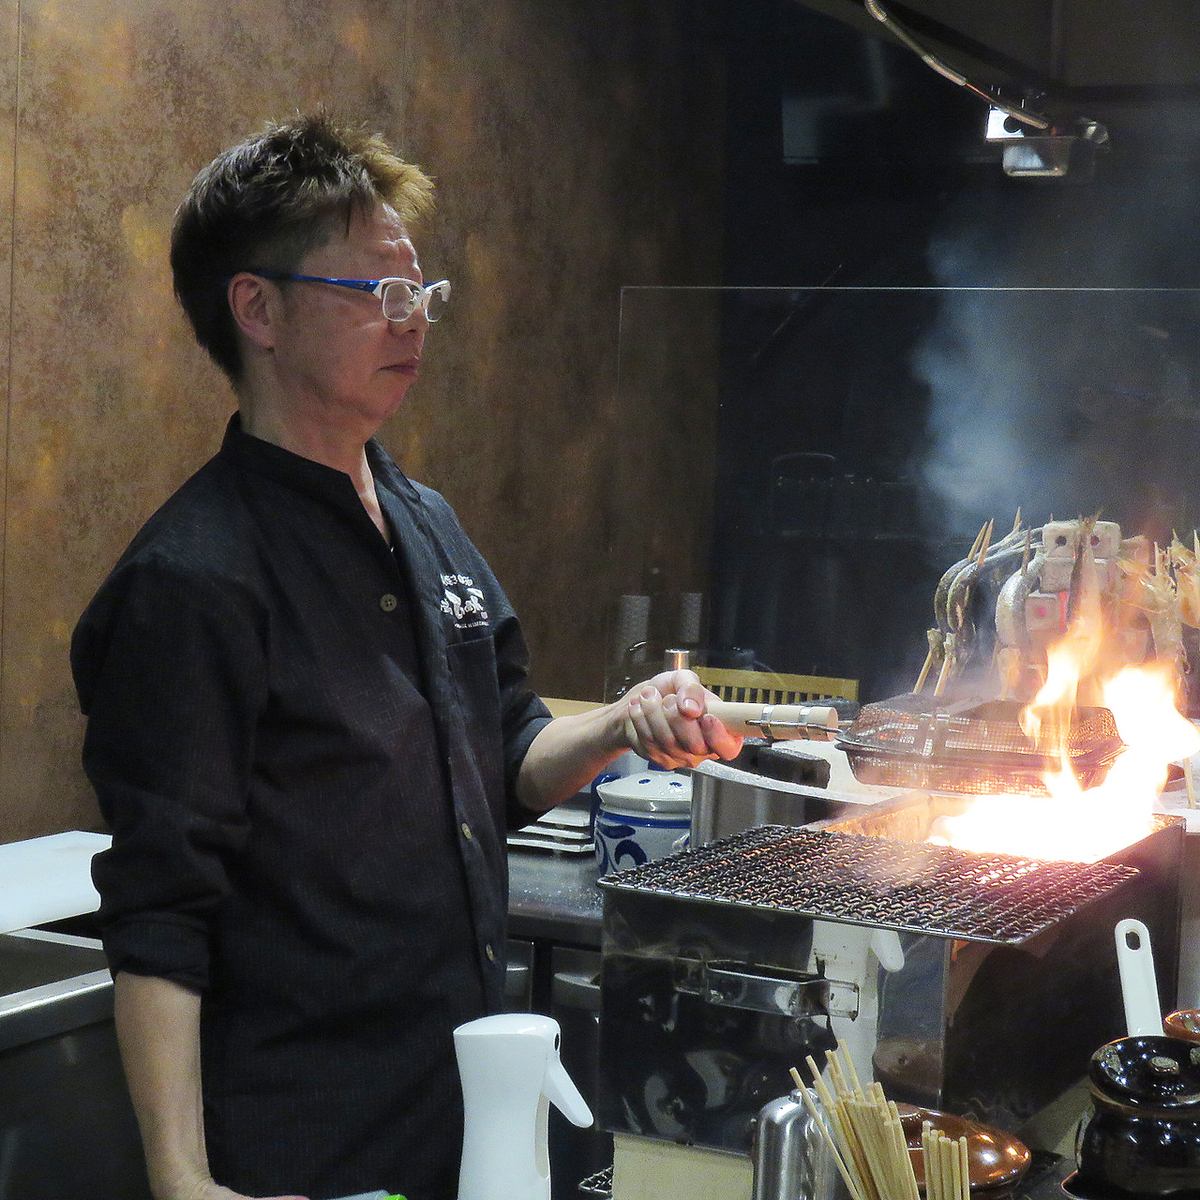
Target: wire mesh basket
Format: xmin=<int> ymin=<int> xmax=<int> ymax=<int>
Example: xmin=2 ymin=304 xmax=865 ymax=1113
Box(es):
xmin=838 ymin=695 xmax=1123 ymax=794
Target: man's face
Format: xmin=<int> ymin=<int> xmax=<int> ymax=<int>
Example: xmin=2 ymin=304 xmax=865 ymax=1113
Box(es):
xmin=269 ymin=203 xmax=429 ymax=436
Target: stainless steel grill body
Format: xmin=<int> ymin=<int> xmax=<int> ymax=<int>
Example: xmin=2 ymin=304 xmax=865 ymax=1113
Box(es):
xmin=597 ymin=798 xmax=1182 ymax=1155
xmin=689 ymin=741 xmax=844 ymax=847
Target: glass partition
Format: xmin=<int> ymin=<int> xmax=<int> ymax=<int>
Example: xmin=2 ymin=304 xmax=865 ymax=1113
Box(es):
xmin=609 ymin=286 xmax=1200 ymax=703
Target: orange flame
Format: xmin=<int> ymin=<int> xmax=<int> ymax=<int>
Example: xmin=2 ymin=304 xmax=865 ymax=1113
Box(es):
xmin=930 ymin=634 xmax=1198 ymax=864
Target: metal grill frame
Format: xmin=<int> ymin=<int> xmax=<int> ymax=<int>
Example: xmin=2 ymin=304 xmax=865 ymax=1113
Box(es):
xmin=847 ymin=695 xmax=1121 ymax=758
xmin=598 ymin=823 xmax=1139 ymax=945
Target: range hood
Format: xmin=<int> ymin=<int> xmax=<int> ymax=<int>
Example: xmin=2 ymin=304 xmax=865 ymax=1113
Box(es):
xmin=789 ymin=0 xmax=1200 ymax=175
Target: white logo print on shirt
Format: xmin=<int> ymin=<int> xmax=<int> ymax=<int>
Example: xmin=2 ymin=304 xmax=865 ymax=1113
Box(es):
xmin=439 ymin=573 xmax=489 ymax=629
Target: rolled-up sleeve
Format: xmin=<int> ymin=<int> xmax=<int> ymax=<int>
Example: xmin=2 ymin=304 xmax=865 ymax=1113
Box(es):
xmin=422 ymin=491 xmax=553 ymax=829
xmin=71 ymin=557 xmax=267 ymax=991
xmin=455 ymin=549 xmax=550 ymax=828
xmin=493 ymin=605 xmax=553 ymax=829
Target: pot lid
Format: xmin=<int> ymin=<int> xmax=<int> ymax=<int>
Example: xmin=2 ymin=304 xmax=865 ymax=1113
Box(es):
xmin=1090 ymin=1036 xmax=1200 ymax=1110
xmin=596 ymin=772 xmax=692 ymax=813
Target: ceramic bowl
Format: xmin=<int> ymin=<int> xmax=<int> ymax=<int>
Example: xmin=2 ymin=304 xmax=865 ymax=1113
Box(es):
xmin=896 ymin=1105 xmax=1030 ymax=1191
xmin=594 ymin=772 xmax=691 ymax=874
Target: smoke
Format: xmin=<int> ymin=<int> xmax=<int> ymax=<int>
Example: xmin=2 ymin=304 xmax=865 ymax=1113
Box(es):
xmin=913 ymin=231 xmax=1200 ymax=543
xmin=913 ymin=283 xmax=1041 ymax=524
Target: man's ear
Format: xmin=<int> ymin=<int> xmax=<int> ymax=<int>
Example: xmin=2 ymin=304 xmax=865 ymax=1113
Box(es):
xmin=227 ymin=272 xmax=278 ymax=352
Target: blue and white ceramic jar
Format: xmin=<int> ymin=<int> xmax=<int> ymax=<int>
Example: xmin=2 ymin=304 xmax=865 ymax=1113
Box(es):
xmin=594 ymin=772 xmax=691 ymax=874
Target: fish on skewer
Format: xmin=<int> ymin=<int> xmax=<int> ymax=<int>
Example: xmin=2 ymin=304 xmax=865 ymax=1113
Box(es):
xmin=937 ymin=517 xmax=1025 ymax=689
xmin=916 ymin=522 xmax=989 ymax=693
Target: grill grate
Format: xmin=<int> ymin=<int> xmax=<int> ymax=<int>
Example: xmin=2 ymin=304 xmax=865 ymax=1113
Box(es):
xmin=599 ymin=825 xmax=1139 ymax=945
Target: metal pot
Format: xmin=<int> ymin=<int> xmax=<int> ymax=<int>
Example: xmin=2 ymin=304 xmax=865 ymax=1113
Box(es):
xmin=1073 ymin=1036 xmax=1200 ymax=1199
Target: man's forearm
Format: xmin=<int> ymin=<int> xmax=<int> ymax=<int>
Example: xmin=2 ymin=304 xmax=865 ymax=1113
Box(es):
xmin=113 ymin=971 xmax=210 ymax=1200
xmin=515 ymin=702 xmax=627 ymax=814
xmin=515 ymin=672 xmax=745 ymax=814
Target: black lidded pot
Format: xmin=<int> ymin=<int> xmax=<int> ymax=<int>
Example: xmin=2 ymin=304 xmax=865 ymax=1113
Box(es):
xmin=1073 ymin=1036 xmax=1200 ymax=1199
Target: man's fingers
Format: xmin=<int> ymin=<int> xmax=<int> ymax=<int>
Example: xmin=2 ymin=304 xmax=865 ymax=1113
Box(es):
xmin=625 ymin=705 xmax=651 ymax=759
xmin=675 ymin=679 xmax=708 ymax=719
xmin=624 ymin=683 xmax=741 ymax=768
xmin=701 ymin=713 xmax=744 ymax=760
xmin=623 ymin=712 xmax=637 ymax=747
xmin=648 ymin=667 xmax=701 ymax=697
xmin=637 ymin=688 xmax=673 ymax=747
xmin=644 ymin=692 xmax=707 ymax=766
xmin=661 ymin=694 xmax=711 ymax=758
xmin=629 ymin=698 xmax=691 ymax=769
xmin=628 ymin=699 xmax=681 ymax=767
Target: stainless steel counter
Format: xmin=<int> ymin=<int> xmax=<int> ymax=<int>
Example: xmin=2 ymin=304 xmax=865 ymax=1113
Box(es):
xmin=0 ymin=865 xmax=601 ymax=1200
xmin=0 ymin=929 xmax=150 ymax=1200
xmin=507 ymin=848 xmax=603 ymax=947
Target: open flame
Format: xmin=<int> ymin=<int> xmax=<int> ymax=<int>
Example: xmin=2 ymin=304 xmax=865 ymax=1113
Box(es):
xmin=929 ymin=631 xmax=1200 ymax=864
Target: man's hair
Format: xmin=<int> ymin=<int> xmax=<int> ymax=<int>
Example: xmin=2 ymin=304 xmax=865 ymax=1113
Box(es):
xmin=170 ymin=111 xmax=435 ymax=382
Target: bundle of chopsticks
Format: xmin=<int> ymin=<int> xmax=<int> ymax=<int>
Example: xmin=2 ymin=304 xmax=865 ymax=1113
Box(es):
xmin=920 ymin=1123 xmax=971 ymax=1200
xmin=789 ymin=1049 xmax=971 ymax=1200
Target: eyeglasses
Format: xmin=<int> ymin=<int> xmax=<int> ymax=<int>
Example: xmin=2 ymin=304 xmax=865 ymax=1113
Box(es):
xmin=247 ymin=269 xmax=451 ymax=324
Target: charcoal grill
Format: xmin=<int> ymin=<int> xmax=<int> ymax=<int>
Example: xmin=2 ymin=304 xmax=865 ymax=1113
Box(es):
xmin=597 ymin=795 xmax=1183 ymax=1154
xmin=837 ymin=694 xmax=1124 ymax=794
xmin=606 ymin=824 xmax=1139 ymax=945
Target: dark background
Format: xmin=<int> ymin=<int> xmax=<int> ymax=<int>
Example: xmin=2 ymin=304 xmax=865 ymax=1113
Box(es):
xmin=702 ymin=0 xmax=1200 ymax=699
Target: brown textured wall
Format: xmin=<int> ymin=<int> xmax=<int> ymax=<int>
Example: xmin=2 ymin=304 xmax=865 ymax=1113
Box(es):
xmin=0 ymin=0 xmax=724 ymax=840
xmin=390 ymin=2 xmax=724 ymax=702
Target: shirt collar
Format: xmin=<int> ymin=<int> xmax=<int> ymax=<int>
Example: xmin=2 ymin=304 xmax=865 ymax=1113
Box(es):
xmin=218 ymin=412 xmax=421 ymax=505
xmin=366 ymin=436 xmax=422 ymax=503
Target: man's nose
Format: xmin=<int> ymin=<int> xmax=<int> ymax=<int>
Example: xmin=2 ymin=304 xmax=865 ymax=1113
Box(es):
xmin=391 ymin=306 xmax=429 ymax=335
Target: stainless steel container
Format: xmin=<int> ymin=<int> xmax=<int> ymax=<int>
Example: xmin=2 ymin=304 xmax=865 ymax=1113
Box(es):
xmin=690 ymin=741 xmax=849 ymax=846
xmin=752 ymin=1089 xmax=846 ymax=1200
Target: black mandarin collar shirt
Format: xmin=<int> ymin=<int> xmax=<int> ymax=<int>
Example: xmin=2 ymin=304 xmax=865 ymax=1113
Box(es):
xmin=71 ymin=415 xmax=552 ymax=1200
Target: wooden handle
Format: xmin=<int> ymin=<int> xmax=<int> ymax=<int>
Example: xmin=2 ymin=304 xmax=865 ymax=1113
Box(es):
xmin=707 ymin=700 xmax=839 ymax=740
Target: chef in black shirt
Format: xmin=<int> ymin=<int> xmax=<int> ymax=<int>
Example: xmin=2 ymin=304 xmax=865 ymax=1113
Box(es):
xmin=69 ymin=113 xmax=742 ymax=1200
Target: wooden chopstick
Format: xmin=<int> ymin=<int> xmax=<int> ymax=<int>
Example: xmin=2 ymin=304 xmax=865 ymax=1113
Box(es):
xmin=920 ymin=1125 xmax=970 ymax=1200
xmin=793 ymin=1053 xmax=922 ymax=1200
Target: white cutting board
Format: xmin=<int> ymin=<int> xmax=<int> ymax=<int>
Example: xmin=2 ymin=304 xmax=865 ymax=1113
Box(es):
xmin=0 ymin=831 xmax=111 ymax=934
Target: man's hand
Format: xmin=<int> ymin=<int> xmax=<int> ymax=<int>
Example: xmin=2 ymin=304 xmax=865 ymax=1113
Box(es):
xmin=622 ymin=669 xmax=743 ymax=769
xmin=516 ymin=670 xmax=743 ymax=813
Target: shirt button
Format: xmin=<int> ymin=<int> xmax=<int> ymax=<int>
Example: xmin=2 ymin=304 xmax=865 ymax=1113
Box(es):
xmin=379 ymin=593 xmax=398 ymax=612
xmin=461 ymin=821 xmax=473 ymax=841
xmin=485 ymin=943 xmax=496 ymax=963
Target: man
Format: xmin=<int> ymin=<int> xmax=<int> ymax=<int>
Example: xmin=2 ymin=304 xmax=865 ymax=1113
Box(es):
xmin=70 ymin=113 xmax=740 ymax=1200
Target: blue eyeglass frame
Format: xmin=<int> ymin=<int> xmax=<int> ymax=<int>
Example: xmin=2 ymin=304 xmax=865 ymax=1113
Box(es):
xmin=245 ymin=268 xmax=451 ymax=322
